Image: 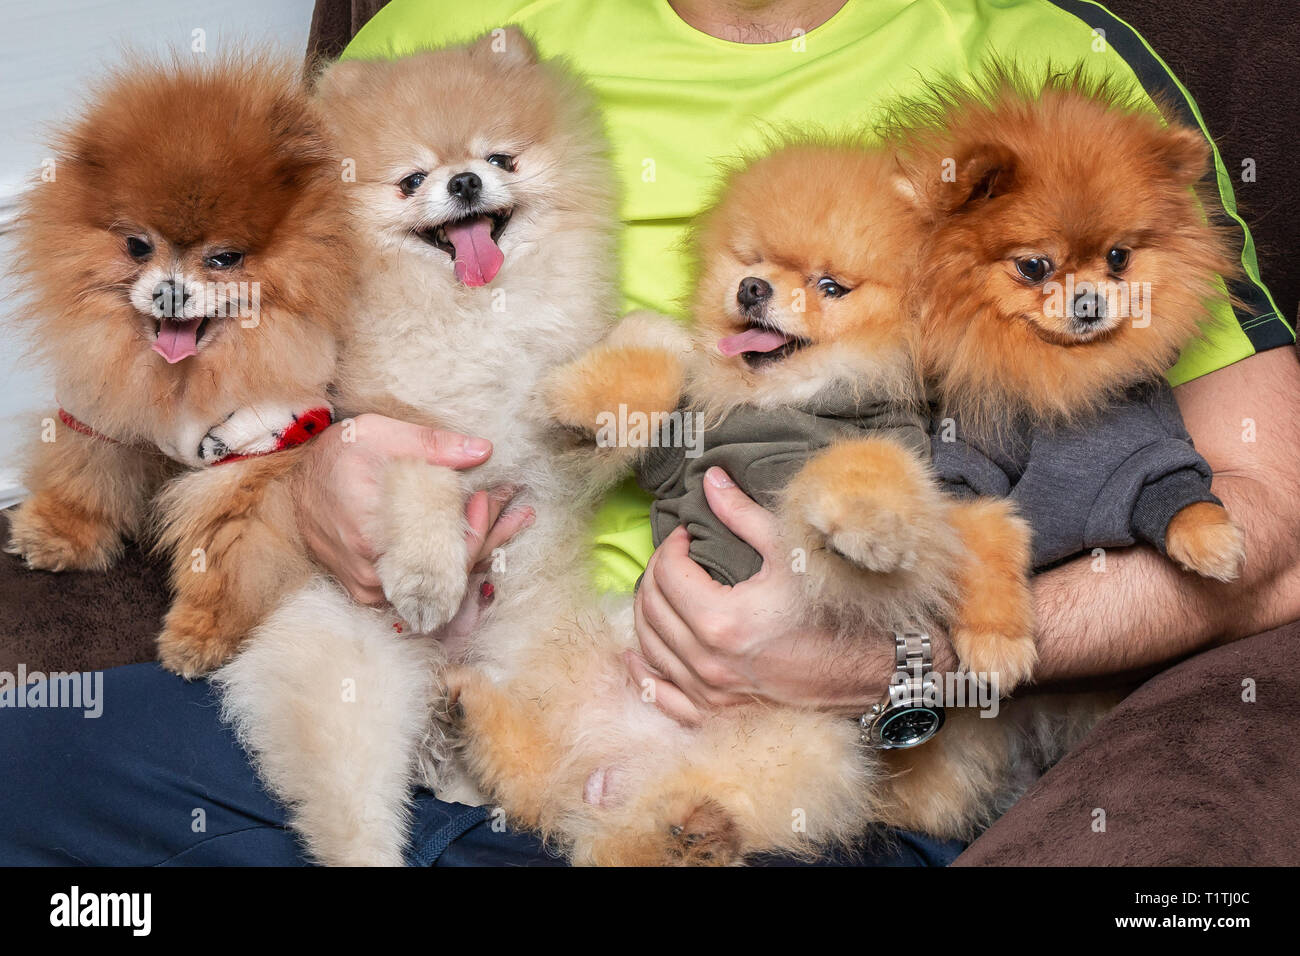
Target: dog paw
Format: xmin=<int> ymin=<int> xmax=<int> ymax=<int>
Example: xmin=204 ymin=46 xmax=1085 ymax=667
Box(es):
xmin=589 ymin=794 xmax=743 ymax=867
xmin=950 ymin=627 xmax=1038 ymax=695
xmin=197 ymin=432 xmax=230 ymax=462
xmin=374 ymin=530 xmax=470 ymax=634
xmin=377 ymin=556 xmax=467 ymax=632
xmin=664 ymin=796 xmax=742 ymax=866
xmin=1166 ymin=502 xmax=1245 ymax=583
xmin=541 ymin=341 xmax=686 ymax=434
xmin=5 ymin=500 xmax=121 ymax=572
xmin=157 ymin=626 xmax=237 ymax=680
xmin=804 ymin=498 xmax=922 ymax=574
xmin=375 ymin=461 xmax=470 ymax=631
xmin=786 ymin=440 xmax=943 ymax=576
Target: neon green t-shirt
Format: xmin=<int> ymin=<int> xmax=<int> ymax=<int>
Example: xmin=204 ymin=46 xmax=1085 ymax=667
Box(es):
xmin=343 ymin=0 xmax=1292 ymax=593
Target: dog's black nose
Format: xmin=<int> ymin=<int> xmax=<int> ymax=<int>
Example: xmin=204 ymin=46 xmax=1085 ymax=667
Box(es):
xmin=1071 ymin=289 xmax=1107 ymax=324
xmin=447 ymin=171 xmax=482 ymax=203
xmin=737 ymin=277 xmax=773 ymax=310
xmin=152 ymin=279 xmax=192 ymax=318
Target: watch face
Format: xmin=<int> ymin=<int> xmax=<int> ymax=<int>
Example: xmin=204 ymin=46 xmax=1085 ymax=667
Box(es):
xmin=877 ymin=706 xmax=944 ymax=748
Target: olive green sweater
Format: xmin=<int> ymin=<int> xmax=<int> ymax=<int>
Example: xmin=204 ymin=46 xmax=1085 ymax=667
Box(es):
xmin=637 ymin=385 xmax=928 ymax=585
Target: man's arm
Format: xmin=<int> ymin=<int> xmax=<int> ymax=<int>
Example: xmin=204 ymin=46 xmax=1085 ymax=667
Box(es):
xmin=1033 ymin=346 xmax=1300 ymax=682
xmin=630 ymin=348 xmax=1300 ymax=723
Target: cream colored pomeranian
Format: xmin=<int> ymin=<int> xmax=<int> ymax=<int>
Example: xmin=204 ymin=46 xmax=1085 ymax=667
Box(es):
xmin=213 ymin=28 xmax=625 ymax=865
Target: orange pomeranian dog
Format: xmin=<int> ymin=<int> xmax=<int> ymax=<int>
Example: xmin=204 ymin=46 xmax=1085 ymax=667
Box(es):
xmin=446 ymin=141 xmax=1045 ymax=865
xmin=5 ymin=56 xmax=354 ymax=677
xmin=892 ymin=67 xmax=1245 ymax=580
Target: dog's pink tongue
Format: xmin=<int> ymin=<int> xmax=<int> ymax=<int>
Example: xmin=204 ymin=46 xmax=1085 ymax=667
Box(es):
xmin=152 ymin=317 xmax=202 ymax=364
xmin=445 ymin=217 xmax=504 ymax=287
xmin=717 ymin=328 xmax=791 ymax=356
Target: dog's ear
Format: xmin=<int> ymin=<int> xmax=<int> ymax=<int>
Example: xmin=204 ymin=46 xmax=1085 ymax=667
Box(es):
xmin=940 ymin=142 xmax=1019 ymax=213
xmin=469 ymin=26 xmax=539 ymax=67
xmin=268 ymin=95 xmax=333 ymax=180
xmin=313 ymin=60 xmax=372 ymax=106
xmin=1153 ymin=124 xmax=1210 ymax=186
xmin=894 ymin=142 xmax=1017 ymax=219
xmin=891 ymin=166 xmax=921 ymax=206
xmin=59 ymin=129 xmax=106 ymax=172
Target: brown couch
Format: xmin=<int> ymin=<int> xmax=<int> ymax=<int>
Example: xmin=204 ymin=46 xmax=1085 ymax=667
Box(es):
xmin=2 ymin=0 xmax=1296 ymax=866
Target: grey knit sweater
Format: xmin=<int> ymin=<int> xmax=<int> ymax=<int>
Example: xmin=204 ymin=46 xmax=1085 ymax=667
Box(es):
xmin=930 ymin=380 xmax=1220 ymax=570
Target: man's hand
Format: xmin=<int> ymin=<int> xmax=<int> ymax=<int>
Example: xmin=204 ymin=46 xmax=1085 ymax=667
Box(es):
xmin=294 ymin=413 xmax=533 ymax=606
xmin=632 ymin=349 xmax=1300 ymax=718
xmin=628 ymin=466 xmax=914 ymax=725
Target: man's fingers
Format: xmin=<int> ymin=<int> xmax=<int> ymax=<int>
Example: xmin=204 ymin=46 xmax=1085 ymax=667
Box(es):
xmin=638 ymin=544 xmax=707 ymax=668
xmin=631 ymin=591 xmax=713 ymax=715
xmin=341 ymin=552 xmax=385 ymax=604
xmin=625 ymin=651 xmax=703 ymax=726
xmin=651 ymin=525 xmax=731 ymax=623
xmin=634 ymin=573 xmax=694 ymax=679
xmin=351 ymin=560 xmax=381 ymax=592
xmin=700 ymin=466 xmax=781 ymax=561
xmin=354 ymin=414 xmax=493 ymax=469
xmin=485 ymin=484 xmax=521 ymax=528
xmin=432 ymin=572 xmax=490 ymax=649
xmin=416 ymin=426 xmax=492 ymax=468
xmin=634 ymin=567 xmax=725 ymax=702
xmin=475 ymin=507 xmax=535 ymax=570
xmin=342 ymin=578 xmax=386 ymax=606
xmin=348 ymin=531 xmax=379 ymax=564
xmin=462 ymin=490 xmax=492 ymax=570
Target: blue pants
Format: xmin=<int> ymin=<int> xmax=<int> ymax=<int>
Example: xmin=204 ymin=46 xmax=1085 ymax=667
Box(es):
xmin=0 ymin=664 xmax=964 ymax=866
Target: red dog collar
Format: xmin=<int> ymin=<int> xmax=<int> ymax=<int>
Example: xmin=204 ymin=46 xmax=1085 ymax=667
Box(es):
xmin=57 ymin=408 xmax=115 ymax=442
xmin=57 ymin=406 xmax=333 ymax=466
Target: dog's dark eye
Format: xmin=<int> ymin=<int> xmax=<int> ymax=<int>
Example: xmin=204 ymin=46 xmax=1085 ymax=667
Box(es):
xmin=399 ymin=172 xmax=427 ymax=196
xmin=1106 ymin=246 xmax=1131 ymax=274
xmin=486 ymin=154 xmax=516 ymax=172
xmin=1014 ymin=256 xmax=1054 ymax=283
xmin=126 ymin=236 xmax=153 ymax=260
xmin=206 ymin=251 xmax=244 ymax=270
xmin=816 ymin=276 xmax=848 ymax=298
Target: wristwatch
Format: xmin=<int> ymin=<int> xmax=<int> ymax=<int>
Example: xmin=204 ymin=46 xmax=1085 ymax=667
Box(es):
xmin=859 ymin=628 xmax=945 ymax=749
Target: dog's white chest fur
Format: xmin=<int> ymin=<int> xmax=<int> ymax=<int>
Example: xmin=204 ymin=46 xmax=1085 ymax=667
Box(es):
xmin=345 ymin=247 xmax=606 ymax=482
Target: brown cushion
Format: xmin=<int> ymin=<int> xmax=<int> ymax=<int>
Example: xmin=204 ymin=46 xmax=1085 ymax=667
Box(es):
xmin=956 ymin=619 xmax=1300 ymax=865
xmin=0 ymin=509 xmax=165 ymax=675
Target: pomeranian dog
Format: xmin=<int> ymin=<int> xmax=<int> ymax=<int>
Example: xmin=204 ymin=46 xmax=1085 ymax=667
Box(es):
xmin=443 ymin=141 xmax=1045 ymax=865
xmin=213 ymin=29 xmax=624 ymax=865
xmin=892 ymin=67 xmax=1244 ymax=579
xmin=5 ymin=56 xmax=354 ymax=677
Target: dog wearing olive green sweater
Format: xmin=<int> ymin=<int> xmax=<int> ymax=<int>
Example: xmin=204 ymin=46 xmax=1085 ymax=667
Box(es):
xmin=448 ymin=143 xmax=1042 ymax=865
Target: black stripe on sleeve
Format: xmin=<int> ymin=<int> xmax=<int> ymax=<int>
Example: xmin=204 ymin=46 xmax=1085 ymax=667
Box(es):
xmin=1046 ymin=0 xmax=1293 ymax=351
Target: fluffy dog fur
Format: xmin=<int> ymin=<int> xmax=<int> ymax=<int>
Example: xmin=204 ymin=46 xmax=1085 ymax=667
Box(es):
xmin=892 ymin=67 xmax=1244 ymax=580
xmin=214 ymin=29 xmax=624 ymax=865
xmin=446 ymin=143 xmax=1041 ymax=865
xmin=5 ymin=56 xmax=354 ymax=676
xmin=686 ymin=145 xmax=1035 ymax=677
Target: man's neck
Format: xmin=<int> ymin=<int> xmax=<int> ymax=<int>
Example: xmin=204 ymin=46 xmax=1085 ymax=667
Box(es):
xmin=668 ymin=0 xmax=849 ymax=44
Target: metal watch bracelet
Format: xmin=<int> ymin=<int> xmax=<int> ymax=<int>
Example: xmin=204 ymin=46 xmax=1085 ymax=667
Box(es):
xmin=858 ymin=627 xmax=942 ymax=749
